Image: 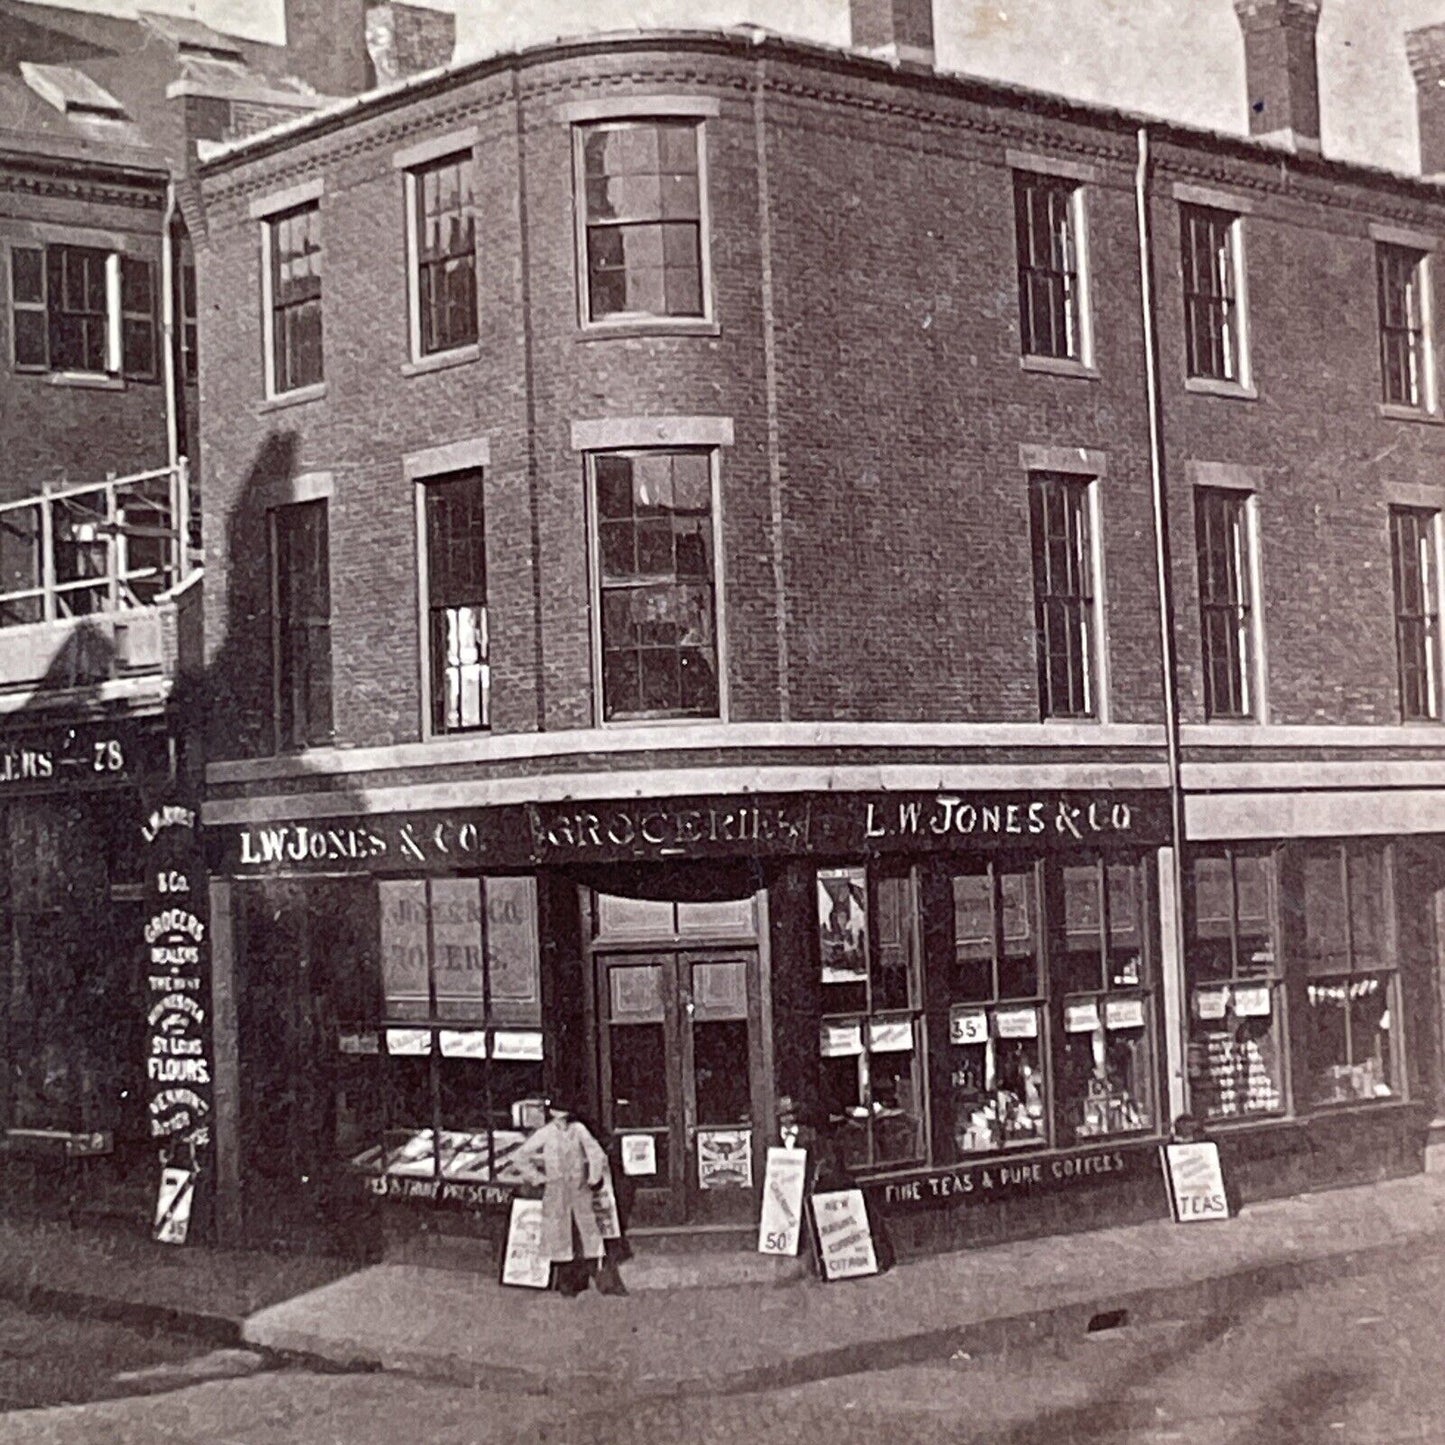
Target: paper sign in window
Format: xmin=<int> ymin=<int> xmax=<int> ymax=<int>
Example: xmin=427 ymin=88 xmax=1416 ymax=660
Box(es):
xmin=385 ymin=1027 xmax=432 ymax=1056
xmin=491 ymin=1029 xmax=544 ymax=1061
xmin=621 ymin=1134 xmax=657 ymax=1177
xmin=868 ymin=1019 xmax=913 ymax=1053
xmin=439 ymin=1029 xmax=487 ymax=1058
xmin=995 ymin=1006 xmax=1040 ymax=1039
xmin=379 ymin=880 xmax=429 ymax=1017
xmin=949 ymin=1007 xmax=989 ymax=1046
xmin=1193 ymin=987 xmax=1229 ymax=1021
xmin=820 ymin=1021 xmax=863 ymax=1057
xmin=1233 ymin=985 xmax=1271 ymax=1018
xmin=485 ymin=876 xmax=540 ymax=1021
xmin=1105 ymin=997 xmax=1145 ymax=1031
xmin=1064 ymin=1001 xmax=1101 ymax=1033
xmin=432 ymin=877 xmax=483 ymax=1019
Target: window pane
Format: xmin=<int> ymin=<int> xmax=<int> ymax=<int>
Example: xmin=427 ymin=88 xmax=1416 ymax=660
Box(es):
xmin=1057 ymin=862 xmax=1103 ymax=994
xmin=1188 ymin=986 xmax=1285 ymax=1119
xmin=950 ymin=1008 xmax=1047 ymax=1156
xmin=609 ymin=1024 xmax=668 ymax=1128
xmin=873 ymin=872 xmax=916 ymax=1011
xmin=1060 ymin=1005 xmax=1154 ymax=1143
xmin=1304 ymin=975 xmax=1396 ymax=1105
xmin=1301 ymin=849 xmax=1349 ymax=976
xmin=819 ymin=866 xmax=868 ymax=985
xmin=693 ymin=1019 xmax=751 ymax=1125
xmin=869 ymin=1035 xmax=924 ymax=1166
xmin=379 ymin=880 xmax=430 ymax=1019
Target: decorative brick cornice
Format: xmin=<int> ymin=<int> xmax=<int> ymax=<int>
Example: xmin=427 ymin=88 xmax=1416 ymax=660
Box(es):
xmin=0 ymin=169 xmax=163 ymax=212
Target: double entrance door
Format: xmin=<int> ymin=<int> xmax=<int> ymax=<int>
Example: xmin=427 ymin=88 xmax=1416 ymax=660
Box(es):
xmin=596 ymin=947 xmax=766 ymax=1226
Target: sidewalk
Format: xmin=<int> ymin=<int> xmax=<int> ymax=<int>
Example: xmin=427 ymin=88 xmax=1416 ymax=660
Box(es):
xmin=5 ymin=1173 xmax=1445 ymax=1401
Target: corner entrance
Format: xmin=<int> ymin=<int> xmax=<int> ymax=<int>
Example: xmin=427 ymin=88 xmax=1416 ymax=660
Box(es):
xmin=588 ymin=891 xmax=769 ymax=1227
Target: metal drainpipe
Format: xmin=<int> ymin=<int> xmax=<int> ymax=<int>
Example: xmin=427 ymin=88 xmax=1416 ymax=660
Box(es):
xmin=1135 ymin=126 xmax=1190 ymax=1126
xmin=160 ymin=181 xmax=183 ymax=581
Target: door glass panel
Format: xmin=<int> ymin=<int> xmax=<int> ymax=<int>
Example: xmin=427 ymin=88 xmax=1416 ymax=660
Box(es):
xmin=610 ymin=1023 xmax=668 ymax=1127
xmin=692 ymin=1018 xmax=750 ymax=1124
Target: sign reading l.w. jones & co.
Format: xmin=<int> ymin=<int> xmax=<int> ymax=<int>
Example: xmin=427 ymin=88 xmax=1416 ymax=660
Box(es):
xmin=215 ymin=789 xmax=1172 ymax=875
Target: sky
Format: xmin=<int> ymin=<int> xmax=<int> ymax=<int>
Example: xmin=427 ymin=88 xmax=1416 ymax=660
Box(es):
xmin=23 ymin=0 xmax=1445 ymax=174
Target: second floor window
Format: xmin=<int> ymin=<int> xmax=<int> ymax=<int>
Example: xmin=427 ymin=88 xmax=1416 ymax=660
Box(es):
xmin=180 ymin=259 xmax=199 ymax=384
xmin=1377 ymin=245 xmax=1430 ymax=410
xmin=590 ymin=449 xmax=719 ymax=721
xmin=272 ymin=499 xmax=332 ymax=749
xmin=410 ymin=154 xmax=477 ymax=357
xmin=1029 ymin=472 xmax=1096 ymax=718
xmin=578 ymin=120 xmax=706 ymax=324
xmin=265 ymin=203 xmax=322 ymax=395
xmin=423 ymin=470 xmax=489 ymax=734
xmin=1390 ymin=506 xmax=1441 ymax=721
xmin=9 ymin=243 xmax=155 ymax=379
xmin=1195 ymin=487 xmax=1256 ymax=720
xmin=1181 ymin=205 xmax=1243 ymax=384
xmin=1014 ymin=173 xmax=1084 ymax=361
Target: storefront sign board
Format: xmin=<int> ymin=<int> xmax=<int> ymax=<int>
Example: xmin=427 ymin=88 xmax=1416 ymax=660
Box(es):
xmin=1161 ymin=1142 xmax=1230 ymax=1224
xmin=758 ymin=1147 xmax=807 ymax=1256
xmin=500 ymin=1197 xmax=551 ymax=1289
xmin=216 ymin=789 xmax=1175 ymax=876
xmin=810 ymin=1189 xmax=879 ymax=1281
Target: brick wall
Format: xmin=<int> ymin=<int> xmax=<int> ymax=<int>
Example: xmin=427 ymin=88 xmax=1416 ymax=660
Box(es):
xmin=194 ymin=35 xmax=1445 ymax=761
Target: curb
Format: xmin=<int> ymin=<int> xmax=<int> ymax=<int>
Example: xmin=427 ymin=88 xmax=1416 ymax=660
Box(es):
xmin=240 ymin=1228 xmax=1445 ymax=1401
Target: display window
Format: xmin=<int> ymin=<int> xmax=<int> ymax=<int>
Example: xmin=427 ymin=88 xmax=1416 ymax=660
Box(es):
xmin=1053 ymin=856 xmax=1157 ymax=1144
xmin=1292 ymin=842 xmax=1400 ymax=1107
xmin=817 ymin=865 xmax=927 ymax=1172
xmin=336 ymin=875 xmax=545 ymax=1186
xmin=947 ymin=861 xmax=1049 ymax=1156
xmin=1184 ymin=848 xmax=1287 ymax=1121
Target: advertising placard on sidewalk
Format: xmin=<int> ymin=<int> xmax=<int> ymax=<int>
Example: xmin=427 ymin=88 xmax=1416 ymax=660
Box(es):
xmin=500 ymin=1197 xmax=551 ymax=1289
xmin=810 ymin=1188 xmax=880 ymax=1280
xmin=1161 ymin=1141 xmax=1230 ymax=1224
xmin=758 ymin=1147 xmax=807 ymax=1255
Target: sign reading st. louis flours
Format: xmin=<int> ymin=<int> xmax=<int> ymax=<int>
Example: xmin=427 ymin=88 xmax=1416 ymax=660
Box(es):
xmin=215 ymin=788 xmax=1171 ymax=876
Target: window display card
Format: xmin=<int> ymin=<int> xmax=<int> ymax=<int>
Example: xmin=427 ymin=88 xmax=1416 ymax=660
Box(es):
xmin=949 ymin=1007 xmax=989 ymax=1046
xmin=1105 ymin=997 xmax=1146 ymax=1031
xmin=868 ymin=1018 xmax=913 ymax=1053
xmin=811 ymin=1188 xmax=879 ymax=1281
xmin=820 ymin=1020 xmax=863 ymax=1057
xmin=1233 ymin=986 xmax=1271 ymax=1018
xmin=491 ymin=1029 xmax=544 ymax=1061
xmin=385 ymin=1028 xmax=433 ymax=1056
xmin=995 ymin=1006 xmax=1040 ymax=1039
xmin=697 ymin=1128 xmax=752 ymax=1189
xmin=439 ymin=1029 xmax=487 ymax=1059
xmin=1193 ymin=987 xmax=1229 ymax=1022
xmin=1064 ymin=1000 xmax=1101 ymax=1034
xmin=621 ymin=1133 xmax=657 ymax=1177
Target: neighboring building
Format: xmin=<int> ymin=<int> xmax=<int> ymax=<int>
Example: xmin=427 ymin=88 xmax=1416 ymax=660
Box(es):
xmin=0 ymin=0 xmax=451 ymax=1229
xmin=194 ymin=0 xmax=1445 ymax=1262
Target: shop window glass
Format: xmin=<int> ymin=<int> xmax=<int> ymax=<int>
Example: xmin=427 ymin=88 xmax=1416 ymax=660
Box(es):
xmin=1185 ymin=848 xmax=1285 ymax=1121
xmin=948 ymin=862 xmax=1048 ymax=1157
xmin=342 ymin=876 xmax=544 ymax=1187
xmin=1055 ymin=856 xmax=1156 ymax=1145
xmin=818 ymin=866 xmax=926 ymax=1172
xmin=1298 ymin=843 xmax=1399 ymax=1106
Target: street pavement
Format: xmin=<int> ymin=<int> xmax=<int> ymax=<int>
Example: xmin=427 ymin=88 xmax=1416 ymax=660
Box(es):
xmin=7 ymin=1242 xmax=1445 ymax=1442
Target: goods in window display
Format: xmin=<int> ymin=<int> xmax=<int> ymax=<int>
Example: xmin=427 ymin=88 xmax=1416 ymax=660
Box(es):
xmin=1306 ymin=978 xmax=1395 ymax=1103
xmin=350 ymin=1125 xmax=532 ymax=1182
xmin=950 ymin=1017 xmax=1046 ymax=1155
xmin=1065 ymin=1023 xmax=1150 ymax=1139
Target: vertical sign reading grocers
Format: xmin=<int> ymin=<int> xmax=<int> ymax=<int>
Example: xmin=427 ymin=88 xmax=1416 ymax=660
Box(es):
xmin=141 ymin=799 xmax=212 ymax=1242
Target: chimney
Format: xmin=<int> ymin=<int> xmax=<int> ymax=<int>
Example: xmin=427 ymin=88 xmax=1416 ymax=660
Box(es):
xmin=365 ymin=3 xmax=456 ymax=86
xmin=1234 ymin=0 xmax=1322 ymax=153
xmin=1407 ymin=23 xmax=1445 ymax=179
xmin=849 ymin=0 xmax=935 ymax=66
xmin=283 ymin=0 xmax=370 ymax=97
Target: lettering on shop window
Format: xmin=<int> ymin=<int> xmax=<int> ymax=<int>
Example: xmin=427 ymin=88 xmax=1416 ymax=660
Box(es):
xmin=879 ymin=1145 xmax=1135 ymax=1212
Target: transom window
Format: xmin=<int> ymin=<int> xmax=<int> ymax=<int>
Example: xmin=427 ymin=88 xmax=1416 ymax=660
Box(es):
xmin=410 ymin=153 xmax=477 ymax=357
xmin=590 ymin=449 xmax=720 ymax=721
xmin=265 ymin=202 xmax=323 ymax=395
xmin=1181 ymin=205 xmax=1244 ymax=384
xmin=1195 ymin=487 xmax=1257 ymax=720
xmin=422 ymin=470 xmax=489 ymax=734
xmin=1014 ymin=173 xmax=1084 ymax=361
xmin=1377 ymin=245 xmax=1430 ymax=410
xmin=1390 ymin=506 xmax=1441 ymax=722
xmin=9 ymin=242 xmax=156 ymax=379
xmin=577 ymin=120 xmax=706 ymax=324
xmin=1029 ymin=472 xmax=1096 ymax=719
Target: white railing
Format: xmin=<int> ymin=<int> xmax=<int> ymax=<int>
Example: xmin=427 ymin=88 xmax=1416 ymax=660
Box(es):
xmin=0 ymin=461 xmax=193 ymax=629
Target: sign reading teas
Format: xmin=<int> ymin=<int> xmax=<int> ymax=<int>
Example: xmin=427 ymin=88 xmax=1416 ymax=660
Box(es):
xmin=219 ymin=790 xmax=1171 ymax=875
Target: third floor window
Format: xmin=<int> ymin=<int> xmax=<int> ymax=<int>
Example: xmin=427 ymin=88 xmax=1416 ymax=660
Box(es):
xmin=1014 ymin=173 xmax=1086 ymax=363
xmin=264 ymin=202 xmax=323 ymax=395
xmin=409 ymin=153 xmax=478 ymax=358
xmin=1181 ymin=205 xmax=1246 ymax=386
xmin=1028 ymin=472 xmax=1097 ymax=719
xmin=1390 ymin=505 xmax=1441 ymax=722
xmin=1377 ymin=244 xmax=1433 ymax=412
xmin=422 ymin=470 xmax=489 ymax=735
xmin=577 ymin=120 xmax=707 ymax=325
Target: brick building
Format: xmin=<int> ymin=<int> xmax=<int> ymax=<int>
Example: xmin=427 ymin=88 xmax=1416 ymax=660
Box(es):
xmin=0 ymin=0 xmax=451 ymax=1228
xmin=194 ymin=0 xmax=1445 ymax=1261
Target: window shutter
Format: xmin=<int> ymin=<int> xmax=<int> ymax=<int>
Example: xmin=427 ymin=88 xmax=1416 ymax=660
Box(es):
xmin=120 ymin=256 xmax=156 ymax=380
xmin=10 ymin=245 xmax=47 ymax=370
